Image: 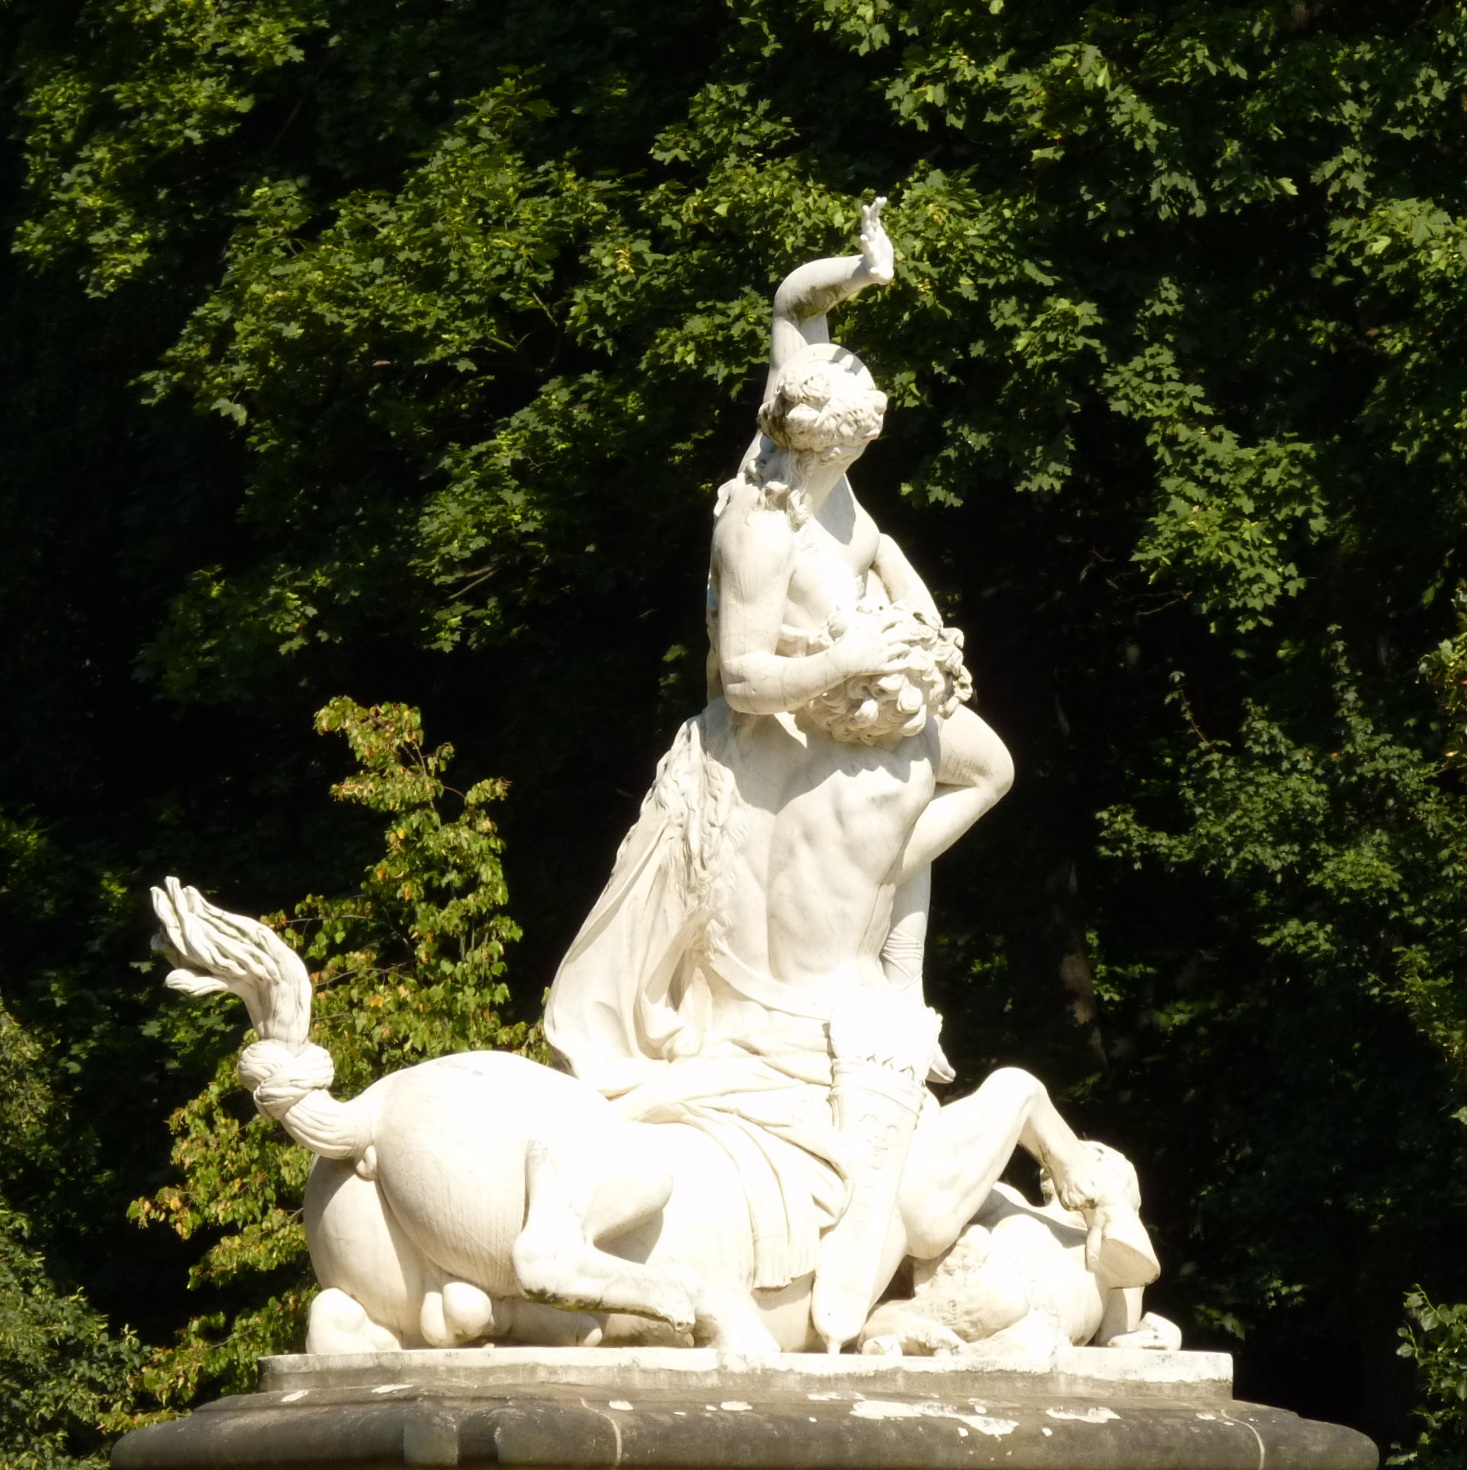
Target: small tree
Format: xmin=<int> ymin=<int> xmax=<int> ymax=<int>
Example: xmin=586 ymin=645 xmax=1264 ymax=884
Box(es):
xmin=1394 ymin=1291 xmax=1467 ymax=1470
xmin=128 ymin=699 xmax=530 ymax=1419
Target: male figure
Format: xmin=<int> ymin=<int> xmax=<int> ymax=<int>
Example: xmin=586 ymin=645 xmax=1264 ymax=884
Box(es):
xmin=702 ymin=198 xmax=1011 ymax=1060
xmin=550 ymin=200 xmax=1009 ymax=1085
xmin=545 ymin=203 xmax=1154 ymax=1350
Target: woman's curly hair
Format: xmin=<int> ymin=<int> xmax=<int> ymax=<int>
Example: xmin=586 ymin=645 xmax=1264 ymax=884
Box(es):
xmin=746 ymin=346 xmax=888 ymax=527
xmin=757 ymin=353 xmax=888 ymax=453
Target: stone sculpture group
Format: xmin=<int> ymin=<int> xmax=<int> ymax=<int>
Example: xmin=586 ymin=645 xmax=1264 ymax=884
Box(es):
xmin=152 ymin=201 xmax=1178 ymax=1362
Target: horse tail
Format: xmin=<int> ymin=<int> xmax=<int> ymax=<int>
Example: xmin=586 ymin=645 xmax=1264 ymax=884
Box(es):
xmin=237 ymin=1037 xmax=371 ymax=1160
xmin=151 ymin=877 xmax=371 ymax=1162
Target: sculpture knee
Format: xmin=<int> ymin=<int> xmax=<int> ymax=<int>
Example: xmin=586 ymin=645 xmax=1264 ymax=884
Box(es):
xmin=307 ymin=1287 xmax=403 ymax=1354
xmin=984 ymin=742 xmax=1015 ymax=803
xmin=939 ymin=709 xmax=1014 ymax=798
xmin=982 ymin=1066 xmax=1043 ymax=1110
xmin=511 ymin=1231 xmax=576 ymax=1303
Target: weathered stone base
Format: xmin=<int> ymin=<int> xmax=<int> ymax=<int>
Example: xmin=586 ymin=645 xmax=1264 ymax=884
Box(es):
xmin=112 ymin=1348 xmax=1378 ymax=1470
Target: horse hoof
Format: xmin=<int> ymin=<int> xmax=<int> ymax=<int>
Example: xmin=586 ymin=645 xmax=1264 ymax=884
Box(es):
xmin=652 ymin=1270 xmax=699 ymax=1334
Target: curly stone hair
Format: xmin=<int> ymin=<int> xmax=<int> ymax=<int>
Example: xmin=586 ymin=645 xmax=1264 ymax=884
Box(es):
xmin=749 ymin=345 xmax=889 ymax=527
xmin=798 ymin=601 xmax=973 ymax=747
xmin=757 ymin=351 xmax=888 ymax=453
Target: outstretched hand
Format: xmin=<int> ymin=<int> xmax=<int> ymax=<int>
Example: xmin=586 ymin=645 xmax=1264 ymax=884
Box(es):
xmin=860 ymin=196 xmax=894 ymax=285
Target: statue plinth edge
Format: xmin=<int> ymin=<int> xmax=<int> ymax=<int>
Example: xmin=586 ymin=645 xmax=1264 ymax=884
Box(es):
xmin=111 ymin=1348 xmax=1377 ymax=1470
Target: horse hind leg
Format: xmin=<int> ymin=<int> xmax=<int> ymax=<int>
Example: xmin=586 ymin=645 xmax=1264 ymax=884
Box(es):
xmin=306 ymin=1156 xmax=430 ymax=1346
xmin=511 ymin=1134 xmax=698 ymax=1333
xmin=418 ymin=1280 xmax=603 ymax=1348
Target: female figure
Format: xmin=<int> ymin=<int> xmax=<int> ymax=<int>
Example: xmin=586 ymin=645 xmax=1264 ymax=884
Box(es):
xmin=546 ymin=200 xmax=1012 ymax=1096
xmin=704 ymin=197 xmax=1013 ymax=1070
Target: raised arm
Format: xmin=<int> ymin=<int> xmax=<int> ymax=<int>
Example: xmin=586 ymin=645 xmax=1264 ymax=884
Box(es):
xmin=764 ymin=197 xmax=894 ymax=398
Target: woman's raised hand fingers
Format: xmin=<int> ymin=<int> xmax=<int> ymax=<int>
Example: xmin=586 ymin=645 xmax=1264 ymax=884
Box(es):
xmin=860 ymin=196 xmax=894 ymax=283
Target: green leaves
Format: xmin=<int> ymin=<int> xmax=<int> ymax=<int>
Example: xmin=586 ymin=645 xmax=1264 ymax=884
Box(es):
xmin=9 ymin=0 xmax=1467 ymax=1457
xmin=1108 ymin=336 xmax=1326 ymax=631
xmin=1397 ymin=1291 xmax=1467 ymax=1468
xmin=0 ymin=1013 xmax=142 ymax=1467
xmin=129 ymin=698 xmax=527 ymax=1415
xmin=294 ymin=697 xmax=525 ymax=1062
xmin=0 ymin=1206 xmax=144 ymax=1469
xmin=15 ymin=0 xmax=332 ymax=294
xmin=1101 ymin=654 xmax=1467 ymax=1000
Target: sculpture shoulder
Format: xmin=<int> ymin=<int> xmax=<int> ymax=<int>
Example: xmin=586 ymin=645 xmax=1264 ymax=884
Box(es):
xmin=852 ymin=499 xmax=885 ymax=565
xmin=852 ymin=496 xmax=882 ymax=540
xmin=712 ymin=479 xmax=796 ymax=577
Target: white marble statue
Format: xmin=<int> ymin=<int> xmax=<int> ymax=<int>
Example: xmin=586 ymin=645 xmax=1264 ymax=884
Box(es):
xmin=858 ymin=1143 xmax=1180 ymax=1359
xmin=151 ymin=201 xmax=1165 ymax=1359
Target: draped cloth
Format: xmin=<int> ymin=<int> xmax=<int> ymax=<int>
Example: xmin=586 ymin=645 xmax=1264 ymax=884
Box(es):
xmin=544 ymin=700 xmax=850 ymax=1289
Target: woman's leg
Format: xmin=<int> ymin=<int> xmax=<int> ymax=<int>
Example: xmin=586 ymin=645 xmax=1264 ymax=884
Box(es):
xmin=890 ymin=708 xmax=1013 ymax=887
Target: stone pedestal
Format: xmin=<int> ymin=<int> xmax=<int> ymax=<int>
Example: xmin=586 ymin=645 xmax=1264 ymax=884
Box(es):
xmin=112 ymin=1347 xmax=1377 ymax=1470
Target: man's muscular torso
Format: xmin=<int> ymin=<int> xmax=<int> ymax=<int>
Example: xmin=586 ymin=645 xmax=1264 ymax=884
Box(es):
xmin=699 ymin=475 xmax=937 ymax=1043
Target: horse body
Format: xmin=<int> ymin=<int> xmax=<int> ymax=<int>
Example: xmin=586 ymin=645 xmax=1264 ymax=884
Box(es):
xmin=150 ymin=880 xmax=1159 ymax=1359
xmin=296 ymin=1049 xmax=810 ymax=1353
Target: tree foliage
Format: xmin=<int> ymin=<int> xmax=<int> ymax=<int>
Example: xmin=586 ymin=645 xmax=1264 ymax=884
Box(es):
xmin=122 ymin=698 xmax=527 ymax=1416
xmin=0 ymin=1207 xmax=143 ymax=1470
xmin=1397 ymin=1291 xmax=1467 ymax=1470
xmin=0 ymin=1012 xmax=142 ymax=1469
xmin=5 ymin=0 xmax=1467 ymax=1459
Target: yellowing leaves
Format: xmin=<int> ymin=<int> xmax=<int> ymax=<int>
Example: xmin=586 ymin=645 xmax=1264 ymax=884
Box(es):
xmin=131 ymin=696 xmax=529 ymax=1413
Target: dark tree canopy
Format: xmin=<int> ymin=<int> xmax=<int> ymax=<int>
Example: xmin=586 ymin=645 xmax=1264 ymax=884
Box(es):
xmin=5 ymin=0 xmax=1467 ymax=1460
